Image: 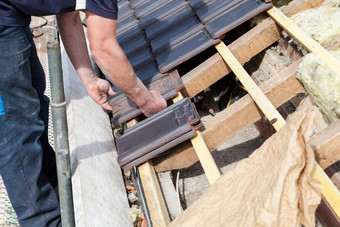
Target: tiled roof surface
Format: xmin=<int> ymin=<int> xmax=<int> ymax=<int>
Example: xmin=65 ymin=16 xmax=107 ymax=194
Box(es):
xmin=109 ymin=0 xmax=272 ymax=124
xmin=116 ymin=0 xmax=272 ymax=77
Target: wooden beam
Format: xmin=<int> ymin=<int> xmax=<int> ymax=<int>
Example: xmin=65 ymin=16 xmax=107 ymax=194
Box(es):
xmin=267 ymin=6 xmax=340 ymax=77
xmin=309 ymin=120 xmax=340 ymax=169
xmin=317 ymin=167 xmax=340 ymax=226
xmin=190 ymin=131 xmax=221 ymax=184
xmin=215 ymin=41 xmax=286 ymax=131
xmin=181 ymin=0 xmax=325 ymax=98
xmin=154 ymin=0 xmax=329 ymax=172
xmin=316 ymin=195 xmax=340 ymax=227
xmin=154 ymin=59 xmax=304 ymax=171
xmin=173 ymin=92 xmax=221 ymax=185
xmin=311 ymin=163 xmax=340 ymax=218
xmin=138 ymin=162 xmax=170 ymax=227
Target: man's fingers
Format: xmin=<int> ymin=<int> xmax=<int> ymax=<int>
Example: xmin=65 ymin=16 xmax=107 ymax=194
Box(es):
xmin=102 ymin=102 xmax=112 ymax=111
xmin=108 ymin=86 xmax=116 ymax=96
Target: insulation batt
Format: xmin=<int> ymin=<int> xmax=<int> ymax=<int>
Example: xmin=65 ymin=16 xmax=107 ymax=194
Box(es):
xmin=296 ymin=50 xmax=340 ymax=122
xmin=286 ymin=0 xmax=340 ymax=54
xmin=290 ymin=0 xmax=340 ymax=45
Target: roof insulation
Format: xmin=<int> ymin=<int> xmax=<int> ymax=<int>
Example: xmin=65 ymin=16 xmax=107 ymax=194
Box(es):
xmin=287 ymin=0 xmax=340 ymax=54
xmin=297 ymin=50 xmax=340 ymax=123
xmin=291 ymin=0 xmax=340 ymax=122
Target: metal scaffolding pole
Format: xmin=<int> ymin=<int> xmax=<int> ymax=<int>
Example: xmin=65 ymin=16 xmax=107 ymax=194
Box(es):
xmin=47 ymin=40 xmax=75 ymax=227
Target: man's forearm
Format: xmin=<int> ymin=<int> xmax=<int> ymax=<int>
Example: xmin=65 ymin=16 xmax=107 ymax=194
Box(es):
xmin=56 ymin=11 xmax=96 ymax=86
xmin=85 ymin=11 xmax=154 ymax=107
xmin=56 ymin=11 xmax=116 ymax=111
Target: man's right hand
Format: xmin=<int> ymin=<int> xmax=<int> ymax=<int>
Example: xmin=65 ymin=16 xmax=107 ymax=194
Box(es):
xmin=84 ymin=77 xmax=116 ymax=111
xmin=139 ymin=90 xmax=167 ymax=117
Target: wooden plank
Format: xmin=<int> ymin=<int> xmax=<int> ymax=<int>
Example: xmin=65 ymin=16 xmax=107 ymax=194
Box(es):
xmin=154 ymin=59 xmax=304 ymax=171
xmin=316 ymin=195 xmax=340 ymax=227
xmin=181 ymin=0 xmax=325 ymax=98
xmin=267 ymin=7 xmax=340 ymax=77
xmin=318 ymin=167 xmax=340 ymax=227
xmin=215 ymin=41 xmax=286 ymax=131
xmin=190 ymin=131 xmax=221 ymax=184
xmin=280 ymin=0 xmax=325 ymax=17
xmin=250 ymin=47 xmax=292 ymax=139
xmin=311 ymin=163 xmax=340 ymax=218
xmin=309 ymin=120 xmax=340 ymax=169
xmin=138 ymin=161 xmax=170 ymax=226
xmin=173 ymin=92 xmax=221 ymax=185
xmin=126 ymin=118 xmax=170 ymax=227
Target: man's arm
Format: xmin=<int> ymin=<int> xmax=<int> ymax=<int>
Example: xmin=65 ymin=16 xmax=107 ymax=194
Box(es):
xmin=85 ymin=11 xmax=166 ymax=116
xmin=56 ymin=11 xmax=115 ymax=110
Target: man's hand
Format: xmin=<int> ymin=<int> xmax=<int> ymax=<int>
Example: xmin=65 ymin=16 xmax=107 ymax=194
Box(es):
xmin=139 ymin=90 xmax=167 ymax=117
xmin=84 ymin=77 xmax=116 ymax=111
xmin=57 ymin=12 xmax=116 ymax=110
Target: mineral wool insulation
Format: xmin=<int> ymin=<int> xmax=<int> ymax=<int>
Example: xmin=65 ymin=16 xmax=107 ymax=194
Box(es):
xmin=297 ymin=51 xmax=340 ymax=123
xmin=293 ymin=0 xmax=340 ymax=123
xmin=290 ymin=0 xmax=340 ymax=47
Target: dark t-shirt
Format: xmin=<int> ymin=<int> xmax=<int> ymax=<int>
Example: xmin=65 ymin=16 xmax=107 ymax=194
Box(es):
xmin=0 ymin=0 xmax=118 ymax=26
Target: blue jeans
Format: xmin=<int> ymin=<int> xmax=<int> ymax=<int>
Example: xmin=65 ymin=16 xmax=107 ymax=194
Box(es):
xmin=0 ymin=25 xmax=61 ymax=226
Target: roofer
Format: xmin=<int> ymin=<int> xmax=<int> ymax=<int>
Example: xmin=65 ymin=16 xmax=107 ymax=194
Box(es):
xmin=0 ymin=1 xmax=167 ymax=226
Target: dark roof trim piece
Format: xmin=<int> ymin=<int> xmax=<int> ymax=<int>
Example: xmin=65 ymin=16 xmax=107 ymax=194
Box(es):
xmin=134 ymin=0 xmax=168 ymax=19
xmin=120 ymin=33 xmax=148 ymax=57
xmin=116 ymin=98 xmax=202 ymax=171
xmin=118 ymin=3 xmax=134 ymax=20
xmin=127 ymin=48 xmax=154 ymax=70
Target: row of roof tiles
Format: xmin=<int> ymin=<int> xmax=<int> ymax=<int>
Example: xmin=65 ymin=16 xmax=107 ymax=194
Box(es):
xmin=115 ymin=0 xmax=272 ymax=87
